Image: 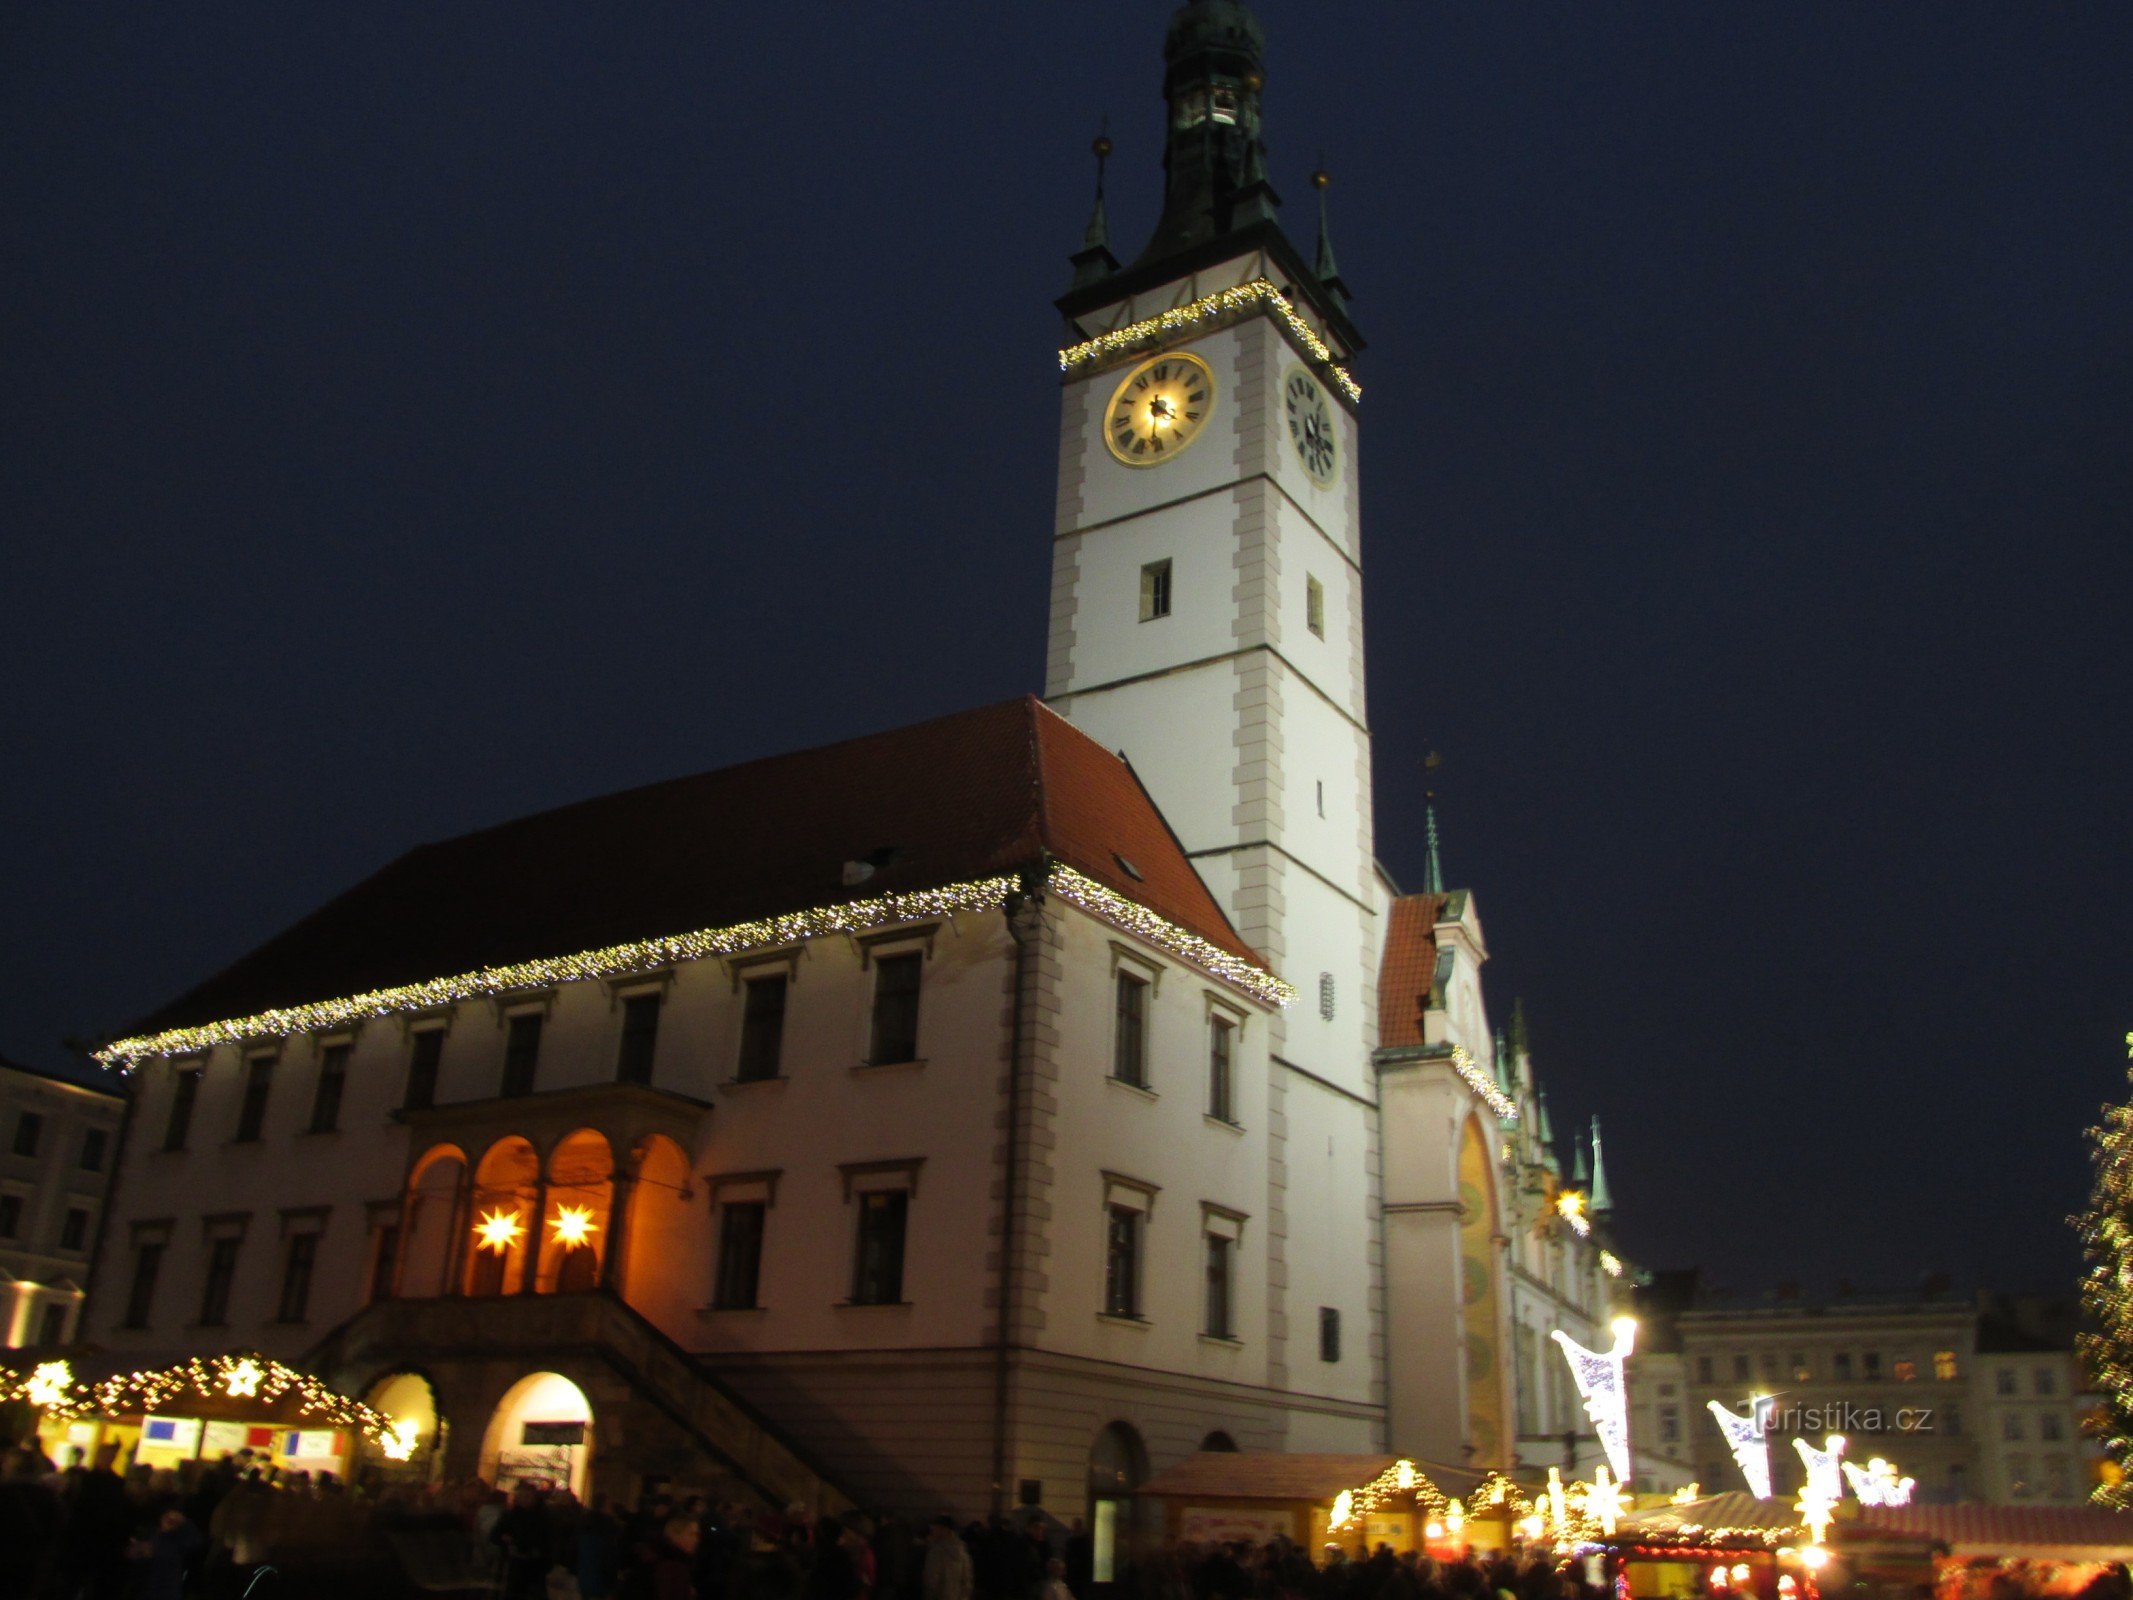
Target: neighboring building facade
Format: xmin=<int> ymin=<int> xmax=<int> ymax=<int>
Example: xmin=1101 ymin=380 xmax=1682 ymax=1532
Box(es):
xmin=1663 ymin=1286 xmax=2097 ymax=1506
xmin=81 ymin=0 xmax=1630 ymax=1533
xmin=0 ymin=1051 xmax=126 ymax=1348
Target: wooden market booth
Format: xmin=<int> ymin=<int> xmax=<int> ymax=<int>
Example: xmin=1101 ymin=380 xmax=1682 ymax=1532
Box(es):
xmin=1839 ymin=1505 xmax=2133 ymax=1599
xmin=1613 ymin=1491 xmax=1809 ymax=1600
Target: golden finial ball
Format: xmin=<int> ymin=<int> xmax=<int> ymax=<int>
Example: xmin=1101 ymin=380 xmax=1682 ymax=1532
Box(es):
xmin=1245 ymin=71 xmax=1264 ymax=93
xmin=1312 ymin=168 xmax=1331 ymax=190
xmin=1093 ymin=135 xmax=1114 ymax=160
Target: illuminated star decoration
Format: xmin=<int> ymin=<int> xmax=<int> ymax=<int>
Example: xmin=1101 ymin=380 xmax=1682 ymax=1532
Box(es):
xmin=380 ymin=1418 xmax=421 ymax=1462
xmin=26 ymin=1360 xmax=73 ymax=1409
xmin=1556 ymin=1190 xmax=1592 ymax=1237
xmin=1842 ymin=1457 xmax=1915 ymax=1507
xmin=1707 ymin=1398 xmax=1774 ymax=1499
xmin=550 ymin=1205 xmax=598 ymax=1247
xmin=1585 ymin=1466 xmax=1627 ymax=1536
xmin=476 ymin=1208 xmax=525 ymax=1254
xmin=1553 ymin=1316 xmax=1638 ymax=1482
xmin=223 ymin=1358 xmax=265 ymax=1399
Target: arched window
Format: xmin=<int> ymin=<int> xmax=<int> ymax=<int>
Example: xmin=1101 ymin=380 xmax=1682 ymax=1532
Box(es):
xmin=1199 ymin=1430 xmax=1239 ymax=1453
xmin=1087 ymin=1422 xmax=1148 ymax=1585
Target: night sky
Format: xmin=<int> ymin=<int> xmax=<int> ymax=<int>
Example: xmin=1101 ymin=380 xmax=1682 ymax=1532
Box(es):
xmin=6 ymin=3 xmax=2128 ymax=1296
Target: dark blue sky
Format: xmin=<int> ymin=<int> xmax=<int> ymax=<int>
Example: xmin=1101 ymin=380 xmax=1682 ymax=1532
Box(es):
xmin=5 ymin=2 xmax=2128 ymax=1293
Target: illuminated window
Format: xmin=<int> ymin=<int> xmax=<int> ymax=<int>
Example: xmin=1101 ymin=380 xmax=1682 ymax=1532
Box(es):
xmin=715 ymin=1202 xmax=766 ymax=1310
xmin=234 ymin=1057 xmax=274 ymax=1142
xmin=199 ymin=1236 xmax=242 ymax=1327
xmin=737 ymin=976 xmax=788 ymax=1082
xmin=123 ymin=1243 xmax=163 ymax=1329
xmin=869 ymin=954 xmax=923 ymax=1066
xmin=309 ymin=1043 xmax=349 ymax=1134
xmin=1113 ymin=973 xmax=1149 ymax=1088
xmin=1104 ymin=1206 xmax=1142 ymax=1318
xmin=1207 ymin=1014 xmax=1234 ymax=1122
xmin=79 ymin=1129 xmax=107 ymax=1172
xmin=1894 ymin=1356 xmax=1917 ymax=1383
xmin=1792 ymin=1354 xmax=1812 ymax=1382
xmin=616 ymin=993 xmax=661 ymax=1085
xmin=1934 ymin=1350 xmax=1959 ymax=1381
xmin=851 ymin=1190 xmax=908 ymax=1305
xmin=1140 ymin=560 xmax=1173 ymax=622
xmin=12 ymin=1112 xmax=42 ymax=1158
xmin=500 ymin=1013 xmax=542 ymax=1098
xmin=165 ymin=1067 xmax=201 ymax=1151
xmin=1210 ymin=87 xmax=1239 ymax=125
xmin=404 ymin=1029 xmax=444 ymax=1112
xmin=277 ymin=1234 xmax=318 ymax=1323
xmin=59 ymin=1208 xmax=89 ymax=1253
xmin=1306 ymin=575 xmax=1325 ymax=638
xmin=1204 ymin=1232 xmax=1234 ymax=1339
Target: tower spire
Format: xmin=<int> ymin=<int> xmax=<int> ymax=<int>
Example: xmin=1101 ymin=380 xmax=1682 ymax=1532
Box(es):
xmin=1422 ymin=750 xmax=1445 ymax=894
xmin=1312 ymin=165 xmax=1350 ymax=306
xmin=1133 ymin=1 xmax=1278 ymax=266
xmin=1590 ymin=1116 xmax=1616 ymax=1217
xmin=1069 ymin=129 xmax=1120 ymax=289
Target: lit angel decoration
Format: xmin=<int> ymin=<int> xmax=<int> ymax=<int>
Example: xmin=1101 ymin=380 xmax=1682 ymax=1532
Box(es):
xmin=1552 ymin=1316 xmax=1637 ymax=1481
xmin=1706 ymin=1398 xmax=1773 ymax=1498
xmin=1842 ymin=1456 xmax=1915 ymax=1507
xmin=1793 ymin=1434 xmax=1846 ymax=1505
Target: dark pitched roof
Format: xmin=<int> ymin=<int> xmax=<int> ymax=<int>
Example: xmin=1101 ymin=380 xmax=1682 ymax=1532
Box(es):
xmin=1376 ymin=893 xmax=1445 ymax=1049
xmin=0 ymin=1048 xmax=126 ymax=1099
xmin=124 ymin=697 xmax=1263 ymax=1037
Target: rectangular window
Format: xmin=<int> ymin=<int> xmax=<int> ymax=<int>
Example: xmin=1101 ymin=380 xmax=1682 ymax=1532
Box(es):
xmin=501 ymin=1013 xmax=543 ymax=1098
xmin=737 ymin=976 xmax=789 ymax=1081
xmin=78 ymin=1129 xmax=107 ymax=1171
xmin=59 ymin=1208 xmax=89 ymax=1253
xmin=1792 ymin=1354 xmax=1812 ymax=1382
xmin=2040 ymin=1412 xmax=2063 ymax=1442
xmin=1834 ymin=1351 xmax=1853 ymax=1380
xmin=1695 ymin=1355 xmax=1713 ymax=1384
xmin=1113 ymin=972 xmax=1149 ymax=1087
xmin=1659 ymin=1405 xmax=1681 ymax=1444
xmin=368 ymin=1225 xmax=400 ymax=1303
xmin=235 ymin=1058 xmax=273 ymax=1142
xmin=1139 ymin=559 xmax=1173 ymax=622
xmin=404 ymin=1029 xmax=444 ymax=1111
xmin=1319 ymin=1306 xmax=1341 ymax=1363
xmin=1996 ymin=1368 xmax=2017 ymax=1396
xmin=1862 ymin=1350 xmax=1882 ymax=1380
xmin=851 ymin=1190 xmax=908 ymax=1305
xmin=1935 ymin=1349 xmax=1959 ymax=1381
xmin=1761 ymin=1352 xmax=1779 ymax=1380
xmin=1203 ymin=1233 xmax=1233 ymax=1339
xmin=309 ymin=1043 xmax=349 ymax=1134
xmin=2002 ymin=1413 xmax=2025 ymax=1442
xmin=123 ymin=1243 xmax=164 ymax=1329
xmin=277 ymin=1233 xmax=319 ymax=1323
xmin=166 ymin=1068 xmax=201 ymax=1151
xmin=2008 ymin=1456 xmax=2032 ymax=1498
xmin=616 ymin=993 xmax=661 ymax=1085
xmin=1945 ymin=1405 xmax=1963 ymax=1436
xmin=1732 ymin=1354 xmax=1750 ymax=1382
xmin=13 ymin=1112 xmax=42 ymax=1158
xmin=0 ymin=1195 xmax=19 ymax=1238
xmin=1894 ymin=1355 xmax=1918 ymax=1383
xmin=715 ymin=1202 xmax=767 ymax=1310
xmin=200 ymin=1236 xmax=242 ymax=1326
xmin=1103 ymin=1205 xmax=1141 ymax=1318
xmin=1207 ymin=1014 xmax=1234 ymax=1122
xmin=2035 ymin=1367 xmax=2057 ymax=1396
xmin=37 ymin=1304 xmax=66 ymax=1346
xmin=1305 ymin=575 xmax=1325 ymax=638
xmin=869 ymin=954 xmax=923 ymax=1066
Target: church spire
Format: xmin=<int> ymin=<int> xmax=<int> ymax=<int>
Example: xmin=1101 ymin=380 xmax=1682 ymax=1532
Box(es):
xmin=1590 ymin=1116 xmax=1616 ymax=1217
xmin=1312 ymin=166 xmax=1350 ymax=306
xmin=1069 ymin=130 xmax=1121 ymax=289
xmin=1421 ymin=796 xmax=1444 ymax=895
xmin=1133 ymin=1 xmax=1279 ymax=267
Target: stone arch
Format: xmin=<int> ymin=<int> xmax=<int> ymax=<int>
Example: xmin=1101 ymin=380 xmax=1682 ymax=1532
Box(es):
xmin=619 ymin=1133 xmax=694 ymax=1322
xmin=478 ymin=1370 xmax=594 ymax=1497
xmin=1087 ymin=1421 xmax=1150 ymax=1583
xmin=1457 ymin=1113 xmax=1507 ymax=1465
xmin=401 ymin=1144 xmax=470 ymax=1299
xmin=468 ymin=1136 xmax=540 ymax=1296
xmin=354 ymin=1369 xmax=445 ymax=1487
xmin=540 ymin=1128 xmax=615 ymax=1294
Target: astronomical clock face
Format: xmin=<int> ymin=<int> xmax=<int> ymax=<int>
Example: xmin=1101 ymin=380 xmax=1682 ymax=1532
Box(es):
xmin=1104 ymin=352 xmax=1216 ymax=466
xmin=1283 ymin=364 xmax=1339 ymax=486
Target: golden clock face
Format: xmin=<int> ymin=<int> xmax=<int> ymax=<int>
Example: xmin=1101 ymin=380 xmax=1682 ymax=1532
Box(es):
xmin=1104 ymin=352 xmax=1216 ymax=466
xmin=1283 ymin=365 xmax=1339 ymax=486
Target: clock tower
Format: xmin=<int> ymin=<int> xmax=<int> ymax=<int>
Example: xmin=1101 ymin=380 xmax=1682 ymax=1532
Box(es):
xmin=1046 ymin=0 xmax=1386 ymax=1443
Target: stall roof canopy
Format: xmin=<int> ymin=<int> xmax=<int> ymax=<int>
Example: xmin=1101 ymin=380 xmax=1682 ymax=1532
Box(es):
xmin=1853 ymin=1504 xmax=2133 ymax=1558
xmin=1620 ymin=1492 xmax=1800 ymax=1537
xmin=1140 ymin=1453 xmax=1407 ymax=1503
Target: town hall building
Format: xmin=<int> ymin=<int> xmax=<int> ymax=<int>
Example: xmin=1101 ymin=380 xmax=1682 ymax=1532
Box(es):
xmin=80 ymin=0 xmax=1618 ymax=1546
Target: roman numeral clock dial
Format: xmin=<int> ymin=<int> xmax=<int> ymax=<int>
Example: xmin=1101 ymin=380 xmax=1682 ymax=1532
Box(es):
xmin=1104 ymin=352 xmax=1216 ymax=466
xmin=1284 ymin=365 xmax=1340 ymax=487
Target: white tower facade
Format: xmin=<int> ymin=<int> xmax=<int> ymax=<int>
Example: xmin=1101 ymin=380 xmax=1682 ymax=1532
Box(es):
xmin=1044 ymin=0 xmax=1386 ymax=1445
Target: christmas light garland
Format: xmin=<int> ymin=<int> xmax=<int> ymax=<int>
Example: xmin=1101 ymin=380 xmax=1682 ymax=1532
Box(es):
xmin=2 ymin=1352 xmax=396 ymax=1443
xmin=97 ymin=867 xmax=1293 ymax=1069
xmin=1448 ymin=1044 xmax=1519 ymax=1120
xmin=1059 ymin=279 xmax=1362 ymax=403
xmin=1327 ymin=1458 xmax=1448 ymax=1532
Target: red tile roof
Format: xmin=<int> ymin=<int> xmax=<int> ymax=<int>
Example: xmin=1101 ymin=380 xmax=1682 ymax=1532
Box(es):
xmin=1376 ymin=893 xmax=1445 ymax=1048
xmin=126 ymin=697 xmax=1263 ymax=1035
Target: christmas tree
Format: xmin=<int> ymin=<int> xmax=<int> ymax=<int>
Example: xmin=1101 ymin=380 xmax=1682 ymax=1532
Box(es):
xmin=2074 ymin=1032 xmax=2133 ymax=1508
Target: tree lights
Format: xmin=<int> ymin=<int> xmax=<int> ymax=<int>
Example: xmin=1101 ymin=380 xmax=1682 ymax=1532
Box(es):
xmin=2074 ymin=1032 xmax=2133 ymax=1509
xmin=95 ymin=863 xmax=1296 ymax=1071
xmin=1553 ymin=1316 xmax=1637 ymax=1482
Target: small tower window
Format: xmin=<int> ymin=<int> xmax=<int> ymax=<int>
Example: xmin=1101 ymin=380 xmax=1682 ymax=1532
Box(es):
xmin=1210 ymin=88 xmax=1239 ymax=125
xmin=1140 ymin=560 xmax=1173 ymax=622
xmin=1306 ymin=575 xmax=1325 ymax=638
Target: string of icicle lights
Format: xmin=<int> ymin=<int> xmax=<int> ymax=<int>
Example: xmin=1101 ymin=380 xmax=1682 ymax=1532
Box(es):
xmin=1448 ymin=1044 xmax=1520 ymax=1121
xmin=1059 ymin=279 xmax=1362 ymax=403
xmin=98 ymin=865 xmax=1296 ymax=1068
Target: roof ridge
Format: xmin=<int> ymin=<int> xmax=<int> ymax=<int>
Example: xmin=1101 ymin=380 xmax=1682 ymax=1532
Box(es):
xmin=1026 ymin=695 xmax=1056 ymax=861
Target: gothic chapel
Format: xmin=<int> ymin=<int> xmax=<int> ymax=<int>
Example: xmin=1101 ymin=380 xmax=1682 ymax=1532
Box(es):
xmin=83 ymin=0 xmax=1615 ymax=1549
